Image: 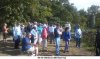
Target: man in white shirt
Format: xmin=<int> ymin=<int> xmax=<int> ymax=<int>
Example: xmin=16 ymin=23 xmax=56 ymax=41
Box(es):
xmin=49 ymin=24 xmax=55 ymax=44
xmin=74 ymin=26 xmax=82 ymax=48
xmin=30 ymin=25 xmax=38 ymax=55
xmin=13 ymin=23 xmax=22 ymax=49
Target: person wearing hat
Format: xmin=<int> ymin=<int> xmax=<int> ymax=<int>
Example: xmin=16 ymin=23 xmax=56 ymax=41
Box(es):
xmin=30 ymin=25 xmax=38 ymax=44
xmin=22 ymin=33 xmax=38 ymax=56
xmin=30 ymin=25 xmax=38 ymax=55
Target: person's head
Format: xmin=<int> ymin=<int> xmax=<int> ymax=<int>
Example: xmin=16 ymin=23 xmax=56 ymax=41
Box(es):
xmin=65 ymin=27 xmax=69 ymax=32
xmin=43 ymin=24 xmax=47 ymax=28
xmin=66 ymin=22 xmax=69 ymax=24
xmin=33 ymin=25 xmax=37 ymax=30
xmin=16 ymin=22 xmax=20 ymax=26
xmin=28 ymin=22 xmax=31 ymax=25
xmin=34 ymin=21 xmax=37 ymax=25
xmin=56 ymin=23 xmax=60 ymax=29
xmin=26 ymin=33 xmax=32 ymax=39
xmin=49 ymin=24 xmax=52 ymax=27
xmin=38 ymin=23 xmax=42 ymax=26
xmin=4 ymin=23 xmax=7 ymax=26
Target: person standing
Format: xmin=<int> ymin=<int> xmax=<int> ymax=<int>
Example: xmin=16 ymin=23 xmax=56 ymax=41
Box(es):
xmin=65 ymin=22 xmax=71 ymax=31
xmin=65 ymin=22 xmax=71 ymax=44
xmin=30 ymin=25 xmax=38 ymax=44
xmin=26 ymin=22 xmax=32 ymax=33
xmin=62 ymin=27 xmax=71 ymax=53
xmin=13 ymin=23 xmax=22 ymax=49
xmin=48 ymin=24 xmax=55 ymax=44
xmin=54 ymin=24 xmax=62 ymax=56
xmin=30 ymin=25 xmax=39 ymax=55
xmin=2 ymin=23 xmax=9 ymax=44
xmin=74 ymin=25 xmax=82 ymax=48
xmin=41 ymin=24 xmax=48 ymax=51
xmin=37 ymin=23 xmax=43 ymax=45
xmin=95 ymin=26 xmax=100 ymax=56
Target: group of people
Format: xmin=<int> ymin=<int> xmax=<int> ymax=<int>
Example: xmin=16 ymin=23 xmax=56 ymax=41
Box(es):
xmin=2 ymin=21 xmax=82 ymax=56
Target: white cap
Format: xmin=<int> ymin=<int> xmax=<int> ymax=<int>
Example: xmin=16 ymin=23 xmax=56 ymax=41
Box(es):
xmin=43 ymin=24 xmax=47 ymax=28
xmin=33 ymin=25 xmax=37 ymax=28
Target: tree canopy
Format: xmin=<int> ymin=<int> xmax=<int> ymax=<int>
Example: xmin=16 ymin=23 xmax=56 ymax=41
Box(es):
xmin=0 ymin=0 xmax=100 ymax=28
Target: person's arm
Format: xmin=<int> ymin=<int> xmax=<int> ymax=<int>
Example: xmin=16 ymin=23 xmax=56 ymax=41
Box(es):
xmin=30 ymin=29 xmax=35 ymax=36
xmin=77 ymin=29 xmax=82 ymax=37
xmin=68 ymin=32 xmax=71 ymax=40
xmin=22 ymin=38 xmax=31 ymax=45
xmin=13 ymin=27 xmax=15 ymax=36
xmin=57 ymin=29 xmax=62 ymax=35
xmin=26 ymin=39 xmax=31 ymax=45
xmin=62 ymin=32 xmax=65 ymax=41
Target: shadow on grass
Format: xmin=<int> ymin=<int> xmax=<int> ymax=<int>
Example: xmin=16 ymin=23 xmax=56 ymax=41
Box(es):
xmin=0 ymin=40 xmax=21 ymax=56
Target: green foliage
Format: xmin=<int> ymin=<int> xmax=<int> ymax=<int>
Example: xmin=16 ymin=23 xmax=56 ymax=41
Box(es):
xmin=0 ymin=0 xmax=100 ymax=29
xmin=87 ymin=5 xmax=100 ymax=28
xmin=82 ymin=29 xmax=96 ymax=51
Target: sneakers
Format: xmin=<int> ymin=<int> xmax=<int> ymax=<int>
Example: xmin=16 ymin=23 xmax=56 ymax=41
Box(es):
xmin=76 ymin=46 xmax=80 ymax=48
xmin=63 ymin=50 xmax=69 ymax=53
xmin=56 ymin=54 xmax=60 ymax=56
xmin=31 ymin=54 xmax=35 ymax=56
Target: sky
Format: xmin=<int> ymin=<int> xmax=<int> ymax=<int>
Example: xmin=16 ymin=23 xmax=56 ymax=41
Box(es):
xmin=69 ymin=0 xmax=100 ymax=11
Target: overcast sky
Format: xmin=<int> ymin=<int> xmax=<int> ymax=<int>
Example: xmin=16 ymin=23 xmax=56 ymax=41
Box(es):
xmin=69 ymin=0 xmax=100 ymax=11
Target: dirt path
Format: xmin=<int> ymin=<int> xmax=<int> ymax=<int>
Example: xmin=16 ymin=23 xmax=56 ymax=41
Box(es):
xmin=0 ymin=35 xmax=95 ymax=56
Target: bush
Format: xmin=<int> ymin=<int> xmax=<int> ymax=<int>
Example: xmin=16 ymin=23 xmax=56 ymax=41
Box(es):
xmin=82 ymin=29 xmax=96 ymax=51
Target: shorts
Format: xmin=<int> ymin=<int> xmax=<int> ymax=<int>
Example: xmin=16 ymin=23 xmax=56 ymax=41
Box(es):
xmin=3 ymin=33 xmax=8 ymax=39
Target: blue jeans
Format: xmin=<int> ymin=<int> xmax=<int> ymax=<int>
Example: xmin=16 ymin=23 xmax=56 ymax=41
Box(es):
xmin=55 ymin=37 xmax=60 ymax=56
xmin=14 ymin=35 xmax=21 ymax=49
xmin=76 ymin=38 xmax=81 ymax=48
xmin=64 ymin=40 xmax=69 ymax=52
xmin=49 ymin=32 xmax=54 ymax=44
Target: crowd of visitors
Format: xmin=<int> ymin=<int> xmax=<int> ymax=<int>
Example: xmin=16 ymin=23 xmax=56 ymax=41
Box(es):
xmin=2 ymin=21 xmax=83 ymax=56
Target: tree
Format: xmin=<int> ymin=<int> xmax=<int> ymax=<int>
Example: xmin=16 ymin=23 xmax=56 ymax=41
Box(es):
xmin=87 ymin=5 xmax=100 ymax=28
xmin=78 ymin=9 xmax=88 ymax=28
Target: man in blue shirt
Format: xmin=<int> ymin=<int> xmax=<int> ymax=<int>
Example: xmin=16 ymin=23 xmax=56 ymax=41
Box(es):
xmin=22 ymin=33 xmax=32 ymax=51
xmin=54 ymin=24 xmax=62 ymax=56
xmin=22 ymin=33 xmax=38 ymax=56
